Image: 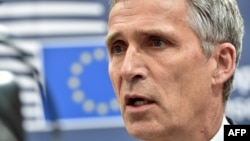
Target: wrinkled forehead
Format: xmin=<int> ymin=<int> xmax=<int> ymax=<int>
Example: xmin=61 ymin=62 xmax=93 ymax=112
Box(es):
xmin=106 ymin=0 xmax=191 ymax=46
xmin=109 ymin=0 xmax=189 ymax=15
xmin=108 ymin=0 xmax=189 ymax=25
xmin=109 ymin=0 xmax=189 ymax=10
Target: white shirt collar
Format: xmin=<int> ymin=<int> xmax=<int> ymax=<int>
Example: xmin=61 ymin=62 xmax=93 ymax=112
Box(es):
xmin=210 ymin=115 xmax=229 ymax=141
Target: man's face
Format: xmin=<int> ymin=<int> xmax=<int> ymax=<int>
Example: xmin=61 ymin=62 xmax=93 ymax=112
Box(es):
xmin=106 ymin=0 xmax=218 ymax=140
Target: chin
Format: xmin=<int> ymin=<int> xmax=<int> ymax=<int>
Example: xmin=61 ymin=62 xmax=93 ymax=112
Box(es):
xmin=126 ymin=123 xmax=163 ymax=140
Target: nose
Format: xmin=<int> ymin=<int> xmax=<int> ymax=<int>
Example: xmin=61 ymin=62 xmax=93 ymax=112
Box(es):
xmin=120 ymin=47 xmax=147 ymax=82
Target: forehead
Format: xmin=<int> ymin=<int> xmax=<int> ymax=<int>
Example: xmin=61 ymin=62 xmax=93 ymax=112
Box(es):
xmin=108 ymin=0 xmax=188 ymax=27
xmin=109 ymin=0 xmax=188 ymax=15
xmin=106 ymin=0 xmax=189 ymax=43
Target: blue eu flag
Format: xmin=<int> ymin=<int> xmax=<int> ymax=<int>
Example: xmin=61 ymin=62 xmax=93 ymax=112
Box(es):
xmin=42 ymin=44 xmax=120 ymax=122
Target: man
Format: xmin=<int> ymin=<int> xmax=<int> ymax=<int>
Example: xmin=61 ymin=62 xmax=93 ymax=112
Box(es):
xmin=105 ymin=0 xmax=244 ymax=140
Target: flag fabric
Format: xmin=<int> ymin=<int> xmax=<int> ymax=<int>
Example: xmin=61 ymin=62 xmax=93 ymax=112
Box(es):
xmin=0 ymin=0 xmax=116 ymax=131
xmin=42 ymin=44 xmax=120 ymax=119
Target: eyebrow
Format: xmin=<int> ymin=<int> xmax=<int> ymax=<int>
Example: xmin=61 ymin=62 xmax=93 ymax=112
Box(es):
xmin=135 ymin=28 xmax=179 ymax=45
xmin=135 ymin=29 xmax=167 ymax=38
xmin=105 ymin=31 xmax=123 ymax=47
xmin=106 ymin=28 xmax=179 ymax=47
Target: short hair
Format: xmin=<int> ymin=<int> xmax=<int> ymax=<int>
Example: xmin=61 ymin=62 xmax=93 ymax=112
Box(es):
xmin=187 ymin=0 xmax=244 ymax=102
xmin=108 ymin=0 xmax=244 ymax=102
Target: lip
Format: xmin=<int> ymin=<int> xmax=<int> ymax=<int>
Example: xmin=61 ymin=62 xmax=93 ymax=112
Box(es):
xmin=124 ymin=93 xmax=155 ymax=113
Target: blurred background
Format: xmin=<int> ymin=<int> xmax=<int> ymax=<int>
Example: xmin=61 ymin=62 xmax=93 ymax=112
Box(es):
xmin=0 ymin=0 xmax=249 ymax=141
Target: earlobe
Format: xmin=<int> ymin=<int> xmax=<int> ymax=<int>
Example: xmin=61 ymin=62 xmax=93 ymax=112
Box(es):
xmin=212 ymin=43 xmax=236 ymax=85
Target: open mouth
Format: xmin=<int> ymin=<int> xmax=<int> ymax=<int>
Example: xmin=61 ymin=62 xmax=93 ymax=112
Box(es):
xmin=126 ymin=97 xmax=154 ymax=107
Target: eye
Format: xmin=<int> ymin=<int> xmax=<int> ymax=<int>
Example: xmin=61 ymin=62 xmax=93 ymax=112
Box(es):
xmin=111 ymin=44 xmax=126 ymax=55
xmin=152 ymin=38 xmax=166 ymax=48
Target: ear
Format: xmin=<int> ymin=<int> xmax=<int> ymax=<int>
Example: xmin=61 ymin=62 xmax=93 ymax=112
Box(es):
xmin=212 ymin=43 xmax=236 ymax=85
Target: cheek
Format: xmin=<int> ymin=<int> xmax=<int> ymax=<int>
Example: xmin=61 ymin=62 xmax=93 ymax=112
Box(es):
xmin=109 ymin=65 xmax=120 ymax=96
xmin=172 ymin=61 xmax=212 ymax=111
xmin=158 ymin=53 xmax=210 ymax=100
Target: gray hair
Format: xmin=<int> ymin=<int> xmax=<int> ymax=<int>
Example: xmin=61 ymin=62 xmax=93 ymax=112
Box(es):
xmin=187 ymin=0 xmax=244 ymax=102
xmin=108 ymin=0 xmax=244 ymax=102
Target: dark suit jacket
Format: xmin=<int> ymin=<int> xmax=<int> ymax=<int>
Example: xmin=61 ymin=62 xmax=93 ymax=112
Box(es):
xmin=226 ymin=116 xmax=234 ymax=125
